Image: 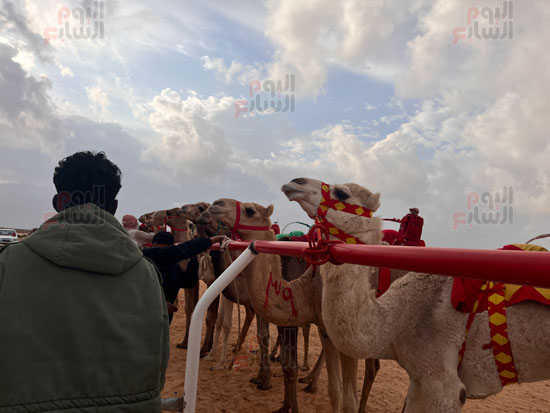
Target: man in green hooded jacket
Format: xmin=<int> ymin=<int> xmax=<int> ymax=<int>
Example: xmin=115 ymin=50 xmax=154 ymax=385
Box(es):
xmin=0 ymin=151 xmax=172 ymax=412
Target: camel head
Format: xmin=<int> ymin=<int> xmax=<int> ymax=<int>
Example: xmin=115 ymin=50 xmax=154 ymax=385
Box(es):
xmin=166 ymin=207 xmax=189 ymax=228
xmin=180 ymin=202 xmax=211 ymax=223
xmin=151 ymin=210 xmax=167 ymax=227
xmin=196 ymin=210 xmax=215 ymax=237
xmin=195 ymin=209 xmax=230 ymax=238
xmin=208 ymin=198 xmax=274 ymax=237
xmin=138 ymin=212 xmax=154 ymax=227
xmin=281 ymin=177 xmax=382 ymax=244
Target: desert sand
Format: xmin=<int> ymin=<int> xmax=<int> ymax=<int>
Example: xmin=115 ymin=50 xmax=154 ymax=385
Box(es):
xmin=162 ymin=283 xmax=550 ymax=412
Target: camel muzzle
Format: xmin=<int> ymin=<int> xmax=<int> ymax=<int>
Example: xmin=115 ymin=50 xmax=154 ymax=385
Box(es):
xmin=281 ymin=184 xmax=307 ymax=201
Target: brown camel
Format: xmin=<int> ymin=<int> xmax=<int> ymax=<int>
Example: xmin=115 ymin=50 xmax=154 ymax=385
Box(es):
xmin=149 ymin=207 xmax=200 ymax=349
xmin=138 ymin=212 xmax=154 ymax=231
xmin=193 ymin=208 xmax=323 ymax=394
xmin=209 ymin=199 xmax=379 ymax=413
xmin=176 ymin=202 xmax=220 ymax=357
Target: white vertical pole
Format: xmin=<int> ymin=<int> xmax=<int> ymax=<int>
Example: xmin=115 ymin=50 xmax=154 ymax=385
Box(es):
xmin=183 ymin=244 xmax=257 ymax=412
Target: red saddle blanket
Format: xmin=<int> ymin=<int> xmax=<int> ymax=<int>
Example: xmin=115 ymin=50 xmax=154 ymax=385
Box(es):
xmin=451 ymin=244 xmax=550 ymax=313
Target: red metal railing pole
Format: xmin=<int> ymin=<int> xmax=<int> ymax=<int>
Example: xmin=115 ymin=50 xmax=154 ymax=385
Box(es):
xmin=210 ymin=241 xmax=550 ymax=289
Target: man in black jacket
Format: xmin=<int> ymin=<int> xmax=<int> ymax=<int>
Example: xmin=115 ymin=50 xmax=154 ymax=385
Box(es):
xmin=143 ymin=231 xmax=225 ymax=322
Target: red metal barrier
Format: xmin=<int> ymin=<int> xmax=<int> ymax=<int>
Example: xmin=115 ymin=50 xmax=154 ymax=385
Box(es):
xmin=211 ymin=241 xmax=550 ymax=289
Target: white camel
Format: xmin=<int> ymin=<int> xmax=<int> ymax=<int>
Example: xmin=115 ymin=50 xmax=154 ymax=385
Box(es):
xmin=282 ymin=177 xmax=550 ymax=412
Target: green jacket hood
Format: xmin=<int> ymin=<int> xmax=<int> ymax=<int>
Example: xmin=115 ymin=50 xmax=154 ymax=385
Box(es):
xmin=23 ymin=203 xmax=143 ymax=275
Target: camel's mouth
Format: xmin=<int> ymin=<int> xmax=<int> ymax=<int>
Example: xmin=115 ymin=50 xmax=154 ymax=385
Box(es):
xmin=281 ymin=183 xmax=320 ymax=218
xmin=281 ymin=184 xmax=307 ymax=201
xmin=208 ymin=204 xmax=225 ymax=217
xmin=197 ymin=215 xmax=212 ymax=225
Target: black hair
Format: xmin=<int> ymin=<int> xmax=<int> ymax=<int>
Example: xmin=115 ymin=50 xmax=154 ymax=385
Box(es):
xmin=152 ymin=231 xmax=174 ymax=246
xmin=53 ymin=151 xmax=122 ymax=209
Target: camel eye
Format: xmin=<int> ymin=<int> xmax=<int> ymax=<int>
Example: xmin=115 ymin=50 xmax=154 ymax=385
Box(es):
xmin=291 ymin=178 xmax=307 ymax=185
xmin=199 ymin=206 xmax=206 ymax=212
xmin=245 ymin=207 xmax=255 ymax=216
xmin=334 ymin=189 xmax=350 ymax=201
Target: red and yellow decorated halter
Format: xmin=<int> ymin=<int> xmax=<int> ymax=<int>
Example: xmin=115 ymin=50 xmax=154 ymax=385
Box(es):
xmin=315 ymin=182 xmax=373 ymax=245
xmin=457 ymin=281 xmax=519 ymax=386
xmin=308 ymin=182 xmax=391 ymax=295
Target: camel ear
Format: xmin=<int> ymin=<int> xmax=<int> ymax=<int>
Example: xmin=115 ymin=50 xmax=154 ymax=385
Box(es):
xmin=263 ymin=204 xmax=274 ymax=218
xmin=369 ymin=192 xmax=381 ymax=212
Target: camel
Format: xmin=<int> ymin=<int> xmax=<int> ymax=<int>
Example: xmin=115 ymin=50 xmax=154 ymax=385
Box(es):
xmin=150 ymin=207 xmax=200 ymax=349
xmin=138 ymin=212 xmax=154 ymax=231
xmin=193 ymin=208 xmax=322 ymax=394
xmin=198 ymin=252 xmax=235 ymax=370
xmin=282 ymin=177 xmax=550 ymax=412
xmin=178 ymin=203 xmax=259 ymax=363
xmin=177 ymin=202 xmax=220 ymax=357
xmin=209 ymin=199 xmax=379 ymax=413
xmin=269 ymin=236 xmax=312 ymax=373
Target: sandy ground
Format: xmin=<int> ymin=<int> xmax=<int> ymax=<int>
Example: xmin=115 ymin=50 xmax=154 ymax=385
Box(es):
xmin=162 ymin=283 xmax=550 ymax=412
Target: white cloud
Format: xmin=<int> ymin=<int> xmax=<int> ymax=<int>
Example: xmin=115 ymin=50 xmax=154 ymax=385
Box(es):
xmin=85 ymin=85 xmax=110 ymax=119
xmin=263 ymin=0 xmax=425 ymax=98
xmin=201 ymin=55 xmax=264 ymax=86
xmin=58 ymin=64 xmax=74 ymax=77
xmin=141 ymin=89 xmax=235 ymax=183
xmin=0 ymin=43 xmax=68 ymax=156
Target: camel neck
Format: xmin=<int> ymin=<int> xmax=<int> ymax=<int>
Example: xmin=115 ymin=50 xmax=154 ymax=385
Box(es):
xmin=238 ymin=229 xmax=275 ymax=242
xmin=318 ymin=216 xmax=418 ymax=360
xmin=238 ymin=229 xmax=315 ymax=325
xmin=171 ymin=224 xmax=190 ymax=243
xmin=326 ymin=214 xmax=382 ymax=245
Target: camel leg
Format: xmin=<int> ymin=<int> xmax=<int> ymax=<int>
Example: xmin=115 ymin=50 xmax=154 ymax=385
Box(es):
xmin=358 ymin=359 xmax=380 ymax=412
xmin=320 ymin=334 xmax=343 ymax=413
xmin=200 ymin=295 xmax=219 ymax=357
xmin=270 ymin=333 xmax=281 ymax=362
xmin=204 ymin=299 xmax=224 ymax=361
xmin=233 ymin=305 xmax=255 ymax=353
xmin=250 ymin=315 xmax=272 ymax=390
xmin=211 ymin=298 xmax=233 ymax=370
xmin=298 ymin=349 xmax=324 ymax=393
xmin=274 ymin=326 xmax=299 ymax=413
xmin=176 ymin=284 xmax=199 ymax=349
xmin=339 ymin=352 xmax=358 ymax=413
xmin=300 ymin=324 xmax=310 ymax=371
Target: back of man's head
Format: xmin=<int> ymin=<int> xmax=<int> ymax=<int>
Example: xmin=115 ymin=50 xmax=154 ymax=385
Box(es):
xmin=53 ymin=151 xmax=122 ymax=214
xmin=152 ymin=231 xmax=174 ymax=246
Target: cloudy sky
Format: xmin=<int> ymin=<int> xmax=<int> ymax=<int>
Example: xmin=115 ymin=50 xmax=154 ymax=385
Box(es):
xmin=0 ymin=0 xmax=548 ymax=249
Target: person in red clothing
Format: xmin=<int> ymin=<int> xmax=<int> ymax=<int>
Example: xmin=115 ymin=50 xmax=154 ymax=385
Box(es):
xmin=398 ymin=207 xmax=425 ymax=246
xmin=382 ymin=229 xmax=404 ymax=245
xmin=271 ymin=223 xmax=281 ymax=235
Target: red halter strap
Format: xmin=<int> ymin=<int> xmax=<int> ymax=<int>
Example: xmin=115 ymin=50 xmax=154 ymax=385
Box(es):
xmin=165 ymin=215 xmax=188 ymax=232
xmin=231 ymin=200 xmax=271 ymax=240
xmin=314 ymin=182 xmax=390 ymax=296
xmin=318 ymin=182 xmax=373 ymax=218
xmin=315 ymin=182 xmax=373 ymax=245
